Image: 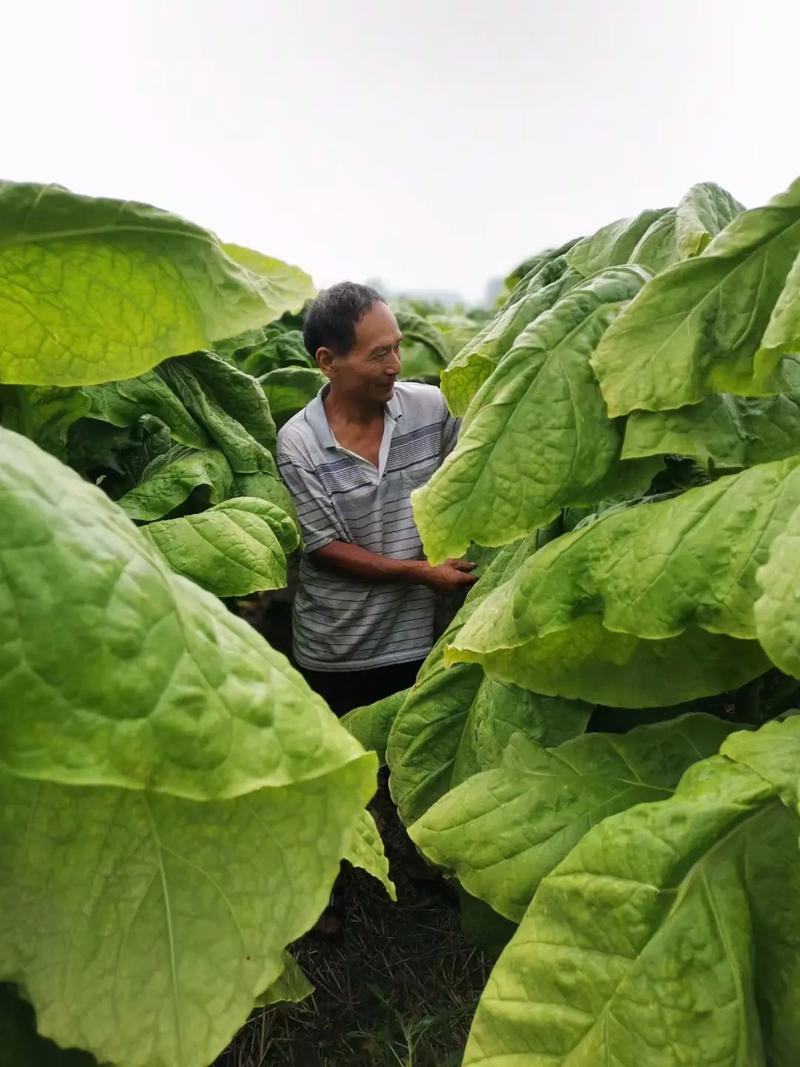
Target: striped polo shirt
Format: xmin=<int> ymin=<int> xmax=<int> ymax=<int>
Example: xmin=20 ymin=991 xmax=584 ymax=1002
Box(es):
xmin=276 ymin=382 xmax=459 ymax=671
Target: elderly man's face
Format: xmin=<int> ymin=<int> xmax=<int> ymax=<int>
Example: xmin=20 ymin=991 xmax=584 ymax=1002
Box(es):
xmin=319 ymin=301 xmax=402 ymax=404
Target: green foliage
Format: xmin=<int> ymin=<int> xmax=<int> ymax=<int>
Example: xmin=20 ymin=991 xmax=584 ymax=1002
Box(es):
xmin=443 ymin=185 xmax=742 ymax=422
xmin=254 ymin=953 xmax=314 ymax=1009
xmin=0 ymin=428 xmax=363 ymax=797
xmin=0 ymin=427 xmax=376 ymax=1067
xmin=414 ymin=267 xmax=656 ymax=563
xmin=0 ymin=185 xmax=378 ymax=1067
xmin=623 ymin=362 xmax=800 ymax=471
xmin=0 ymin=984 xmax=100 ymax=1067
xmin=463 ymin=729 xmax=800 ymax=1066
xmin=341 ymin=688 xmax=410 ymax=765
xmin=387 ymin=530 xmax=590 ymax=826
xmin=116 ymin=444 xmax=234 ymax=520
xmin=0 ymin=758 xmax=372 ymax=1067
xmin=156 ymin=351 xmax=277 ymax=465
xmin=258 ymin=365 xmax=326 ymax=429
xmin=591 ymin=177 xmax=800 ymax=415
xmin=410 ymin=714 xmax=736 ymax=922
xmin=141 ymin=496 xmax=300 ymax=596
xmin=7 ymin=172 xmax=800 ymax=1067
xmin=1 ymin=337 xmax=298 ymax=542
xmin=394 ymin=307 xmax=452 ymax=382
xmin=755 ymin=505 xmax=800 ymax=678
xmin=499 ymin=238 xmax=579 ymax=302
xmin=383 ymin=177 xmax=800 ymax=1065
xmin=447 ymin=458 xmax=800 ymax=705
xmin=217 ymin=315 xmax=314 ymax=377
xmin=441 ymin=257 xmax=580 ymax=416
xmin=0 ymin=182 xmax=314 ymax=386
xmin=566 ymin=206 xmax=672 ymax=276
xmin=564 ymin=183 xmax=743 ymax=279
xmin=344 ymin=810 xmax=397 ymax=901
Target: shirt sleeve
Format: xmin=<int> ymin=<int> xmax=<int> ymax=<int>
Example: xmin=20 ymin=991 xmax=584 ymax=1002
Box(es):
xmin=277 ymin=451 xmax=345 ymax=552
xmin=440 ymin=394 xmax=461 ymax=460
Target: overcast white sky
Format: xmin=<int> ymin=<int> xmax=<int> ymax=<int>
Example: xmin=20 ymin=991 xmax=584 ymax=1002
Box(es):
xmin=4 ymin=0 xmax=799 ymax=302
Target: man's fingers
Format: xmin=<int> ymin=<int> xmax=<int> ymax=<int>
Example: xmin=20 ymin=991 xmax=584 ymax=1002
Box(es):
xmin=447 ymin=559 xmax=478 ymax=572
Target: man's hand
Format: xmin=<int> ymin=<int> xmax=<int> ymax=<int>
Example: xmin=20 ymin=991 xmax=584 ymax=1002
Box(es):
xmin=309 ymin=541 xmax=479 ymax=593
xmin=420 ymin=558 xmax=478 ymax=596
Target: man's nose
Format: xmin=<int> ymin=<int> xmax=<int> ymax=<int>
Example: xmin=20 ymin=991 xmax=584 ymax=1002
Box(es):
xmin=387 ymin=352 xmax=401 ymax=377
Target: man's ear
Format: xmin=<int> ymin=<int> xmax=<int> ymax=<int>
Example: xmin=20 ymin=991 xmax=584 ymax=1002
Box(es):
xmin=316 ymin=347 xmax=337 ymax=379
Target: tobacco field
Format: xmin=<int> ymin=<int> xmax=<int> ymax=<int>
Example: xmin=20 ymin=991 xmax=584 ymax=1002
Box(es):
xmin=3 ymin=175 xmax=800 ymax=1066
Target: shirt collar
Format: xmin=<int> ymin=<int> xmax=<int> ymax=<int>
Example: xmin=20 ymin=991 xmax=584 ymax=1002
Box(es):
xmin=386 ymin=388 xmax=402 ymax=421
xmin=305 ymin=386 xmax=337 ymax=449
xmin=305 ymin=383 xmax=403 ymax=450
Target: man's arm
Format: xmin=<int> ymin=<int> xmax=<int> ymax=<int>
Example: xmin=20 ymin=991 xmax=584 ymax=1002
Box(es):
xmin=277 ymin=439 xmax=476 ymax=596
xmin=310 ymin=541 xmax=476 ymax=596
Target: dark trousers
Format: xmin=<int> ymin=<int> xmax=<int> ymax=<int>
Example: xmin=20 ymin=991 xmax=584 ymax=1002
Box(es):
xmin=301 ymin=659 xmax=424 ymax=718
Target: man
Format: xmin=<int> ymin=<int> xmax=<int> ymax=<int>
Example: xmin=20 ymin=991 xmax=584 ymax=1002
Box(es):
xmin=277 ymin=282 xmax=476 ymax=716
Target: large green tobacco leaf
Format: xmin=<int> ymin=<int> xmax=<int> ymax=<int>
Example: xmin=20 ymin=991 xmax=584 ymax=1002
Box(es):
xmin=391 ymin=669 xmax=590 ymax=827
xmin=413 ymin=267 xmax=652 ymax=564
xmin=141 ymin=496 xmax=299 ymax=596
xmin=395 ymin=307 xmax=451 ymax=383
xmin=440 ymin=260 xmax=581 ymax=415
xmin=387 ymin=531 xmax=590 ymax=825
xmin=675 ymin=182 xmax=746 ymax=258
xmin=217 ymin=317 xmax=313 ymax=377
xmin=0 ymin=757 xmax=374 ymax=1067
xmin=623 ymin=363 xmax=800 ymax=470
xmin=0 ymin=385 xmax=92 ymax=461
xmin=0 ymin=182 xmax=315 ymax=386
xmin=411 ymin=714 xmax=735 ymax=922
xmin=625 ymin=184 xmax=742 ymax=275
xmin=68 ymin=416 xmax=174 ymax=500
xmin=117 ymin=445 xmax=233 ymax=521
xmin=341 ymin=687 xmax=410 ymax=765
xmin=232 ymin=469 xmax=297 ymax=520
xmin=83 ymin=372 xmax=209 ymax=451
xmin=427 ymin=311 xmax=485 ymax=359
xmin=501 ymin=239 xmax=579 ymax=297
xmin=258 ymin=366 xmax=325 ymax=429
xmin=592 ymin=177 xmax=800 ymax=416
xmin=721 ymin=715 xmax=800 ymax=811
xmin=0 ymin=428 xmax=364 ymax=798
xmin=344 ymin=810 xmax=397 ymax=901
xmin=240 ymin=328 xmax=311 ymax=376
xmin=624 ymin=209 xmax=680 ymax=274
xmin=448 ymin=459 xmax=800 ymax=706
xmin=566 ymin=208 xmax=670 ymax=277
xmin=755 ymin=504 xmax=800 ymax=678
xmin=452 ymin=617 xmax=767 ymax=710
xmin=255 ymin=953 xmax=314 ymax=1008
xmin=617 ymin=183 xmax=745 ymax=277
xmin=759 ymin=250 xmax=800 ymax=382
xmin=464 ymin=752 xmax=796 ymax=1067
xmin=157 ymin=352 xmax=277 ymax=470
xmin=222 ymin=243 xmax=315 ymax=324
xmin=81 ymin=352 xmax=278 ymax=473
xmin=0 ymin=984 xmax=100 ymax=1067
